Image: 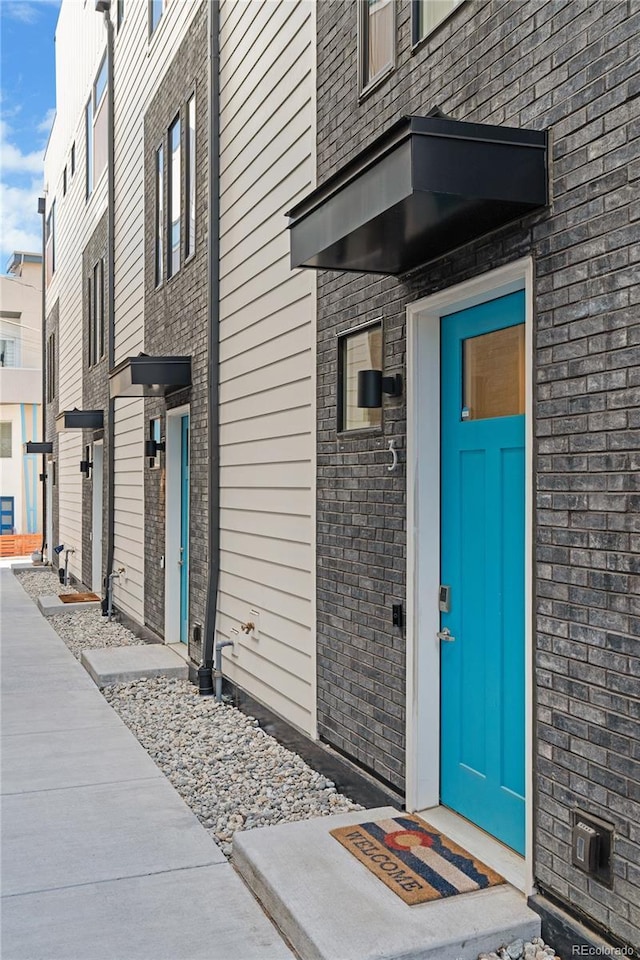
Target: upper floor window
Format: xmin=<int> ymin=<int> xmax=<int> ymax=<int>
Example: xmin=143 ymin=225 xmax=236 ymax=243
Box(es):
xmin=117 ymin=0 xmax=124 ymax=30
xmin=86 ymin=53 xmax=108 ymax=198
xmin=168 ymin=116 xmax=181 ymax=278
xmin=155 ymin=144 xmax=164 ymax=286
xmin=63 ymin=166 xmax=67 ymax=196
xmin=185 ymin=94 xmax=196 ymax=259
xmin=71 ymin=142 xmax=76 ymax=176
xmin=359 ymin=0 xmax=395 ymax=96
xmin=0 ymin=337 xmax=17 ymax=368
xmin=412 ymin=0 xmax=464 ymax=44
xmin=88 ymin=258 xmax=105 ymax=366
xmin=46 ymin=201 xmax=55 ymax=285
xmin=149 ymin=0 xmax=166 ymax=36
xmin=0 ymin=422 xmax=12 ymax=458
xmin=46 ymin=332 xmax=56 ymax=401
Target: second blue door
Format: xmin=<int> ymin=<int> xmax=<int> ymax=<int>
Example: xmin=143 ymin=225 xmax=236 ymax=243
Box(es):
xmin=180 ymin=415 xmax=190 ymax=644
xmin=440 ymin=291 xmax=526 ymax=854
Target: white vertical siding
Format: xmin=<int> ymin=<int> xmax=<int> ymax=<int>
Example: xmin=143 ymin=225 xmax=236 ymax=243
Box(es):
xmin=218 ymin=0 xmax=317 ymax=736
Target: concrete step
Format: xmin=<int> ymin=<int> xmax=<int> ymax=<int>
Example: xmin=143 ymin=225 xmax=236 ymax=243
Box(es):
xmin=233 ymin=807 xmax=541 ymax=960
xmin=37 ymin=594 xmax=102 ymax=615
xmin=82 ymin=645 xmax=188 ymax=687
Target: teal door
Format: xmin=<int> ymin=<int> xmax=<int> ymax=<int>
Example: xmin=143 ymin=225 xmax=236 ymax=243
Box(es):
xmin=440 ymin=291 xmax=526 ymax=854
xmin=179 ymin=415 xmax=190 ymax=644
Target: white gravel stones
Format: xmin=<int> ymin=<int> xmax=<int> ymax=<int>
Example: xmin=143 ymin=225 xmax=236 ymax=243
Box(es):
xmin=102 ymin=676 xmax=362 ymax=857
xmin=14 ymin=570 xmax=143 ymax=661
xmin=479 ymin=937 xmax=560 ymax=960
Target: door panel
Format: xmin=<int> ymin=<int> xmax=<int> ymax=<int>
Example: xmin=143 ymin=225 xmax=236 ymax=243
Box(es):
xmin=440 ymin=290 xmax=525 ymax=854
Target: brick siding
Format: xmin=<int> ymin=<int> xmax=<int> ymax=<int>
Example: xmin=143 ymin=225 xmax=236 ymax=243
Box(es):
xmin=143 ymin=0 xmax=209 ymax=662
xmin=315 ymin=0 xmax=639 ymax=946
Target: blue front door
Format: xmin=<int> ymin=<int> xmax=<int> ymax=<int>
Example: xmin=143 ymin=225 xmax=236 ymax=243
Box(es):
xmin=0 ymin=496 xmax=15 ymax=534
xmin=440 ymin=291 xmax=526 ymax=854
xmin=179 ymin=415 xmax=190 ymax=644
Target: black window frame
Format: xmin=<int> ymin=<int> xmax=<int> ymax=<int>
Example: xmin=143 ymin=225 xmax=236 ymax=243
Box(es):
xmin=167 ymin=114 xmax=181 ymax=279
xmin=89 ymin=258 xmax=105 ymax=367
xmin=185 ymin=92 xmax=196 ymax=261
xmin=411 ymin=0 xmax=465 ymax=47
xmin=155 ymin=142 xmax=164 ymax=287
xmin=47 ymin=331 xmax=56 ymax=402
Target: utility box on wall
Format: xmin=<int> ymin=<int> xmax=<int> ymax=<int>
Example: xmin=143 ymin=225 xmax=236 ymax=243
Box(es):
xmin=571 ymin=811 xmax=614 ymax=887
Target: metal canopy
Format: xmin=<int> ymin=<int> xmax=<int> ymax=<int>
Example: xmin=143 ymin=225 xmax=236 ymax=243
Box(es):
xmin=109 ymin=355 xmax=192 ymax=399
xmin=287 ymin=115 xmax=548 ymax=275
xmin=56 ymin=410 xmax=104 ymax=432
xmin=24 ymin=441 xmax=53 ymax=454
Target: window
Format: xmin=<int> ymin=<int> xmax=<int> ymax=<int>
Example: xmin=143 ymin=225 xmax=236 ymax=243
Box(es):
xmin=0 ymin=422 xmax=12 ymax=458
xmin=46 ymin=332 xmax=56 ymax=402
xmin=185 ymin=94 xmax=196 ymax=259
xmin=46 ymin=201 xmax=55 ymax=285
xmin=86 ymin=53 xmax=108 ymax=198
xmin=462 ymin=324 xmax=525 ymax=421
xmin=412 ymin=0 xmax=464 ymax=44
xmin=168 ymin=116 xmax=181 ymax=278
xmin=155 ymin=144 xmax=164 ymax=286
xmin=89 ymin=259 xmax=105 ymax=366
xmin=338 ymin=322 xmax=383 ymax=432
xmin=149 ymin=0 xmax=165 ymax=35
xmin=359 ymin=0 xmax=395 ymax=95
xmin=63 ymin=166 xmax=67 ymax=196
xmin=71 ymin=142 xmax=76 ymax=176
xmin=0 ymin=337 xmax=17 ymax=368
xmin=117 ymin=0 xmax=124 ymax=29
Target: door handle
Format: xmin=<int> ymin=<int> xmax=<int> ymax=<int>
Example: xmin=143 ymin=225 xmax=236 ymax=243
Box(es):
xmin=178 ymin=547 xmax=184 ymax=567
xmin=437 ymin=628 xmax=455 ymax=642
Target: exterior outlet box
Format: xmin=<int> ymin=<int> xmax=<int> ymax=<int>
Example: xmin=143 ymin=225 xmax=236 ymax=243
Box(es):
xmin=392 ymin=604 xmax=403 ymax=629
xmin=571 ymin=811 xmax=614 ymax=886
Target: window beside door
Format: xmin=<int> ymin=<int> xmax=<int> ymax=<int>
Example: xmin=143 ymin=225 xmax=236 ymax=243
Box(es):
xmin=337 ymin=321 xmax=383 ymax=433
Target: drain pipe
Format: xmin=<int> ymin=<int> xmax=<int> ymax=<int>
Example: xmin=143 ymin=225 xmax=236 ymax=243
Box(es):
xmin=38 ymin=198 xmax=48 ymax=561
xmin=214 ymin=639 xmax=234 ymax=702
xmin=96 ymin=0 xmax=116 ymax=611
xmin=199 ymin=0 xmax=221 ymax=696
xmin=107 ymin=567 xmax=124 ymax=620
xmin=63 ymin=548 xmax=75 ymax=586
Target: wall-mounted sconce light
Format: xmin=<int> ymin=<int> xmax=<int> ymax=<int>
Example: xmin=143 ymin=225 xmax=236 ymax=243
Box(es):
xmin=357 ymin=370 xmax=403 ymax=408
xmin=144 ymin=438 xmax=165 ymax=459
xmin=79 ymin=446 xmax=93 ymax=478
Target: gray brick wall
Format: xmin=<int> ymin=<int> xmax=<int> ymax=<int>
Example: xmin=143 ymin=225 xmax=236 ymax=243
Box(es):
xmin=81 ymin=210 xmax=109 ymax=592
xmin=143 ymin=1 xmax=208 ymax=662
xmin=316 ymin=0 xmax=639 ymax=947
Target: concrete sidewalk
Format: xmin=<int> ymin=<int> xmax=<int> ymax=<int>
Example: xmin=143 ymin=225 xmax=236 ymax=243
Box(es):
xmin=0 ymin=570 xmax=294 ymax=960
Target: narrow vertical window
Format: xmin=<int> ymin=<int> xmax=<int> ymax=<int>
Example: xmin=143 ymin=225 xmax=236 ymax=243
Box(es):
xmin=47 ymin=332 xmax=56 ymax=401
xmin=71 ymin=142 xmax=76 ymax=177
xmin=168 ymin=116 xmax=181 ymax=278
xmin=359 ymin=0 xmax=395 ymax=94
xmin=185 ymin=95 xmax=196 ymax=258
xmin=98 ymin=259 xmax=105 ymax=360
xmin=63 ymin=166 xmax=67 ymax=196
xmin=88 ymin=275 xmax=94 ymax=365
xmin=45 ymin=201 xmax=55 ymax=285
xmin=86 ymin=98 xmax=93 ymax=198
xmin=117 ymin=0 xmax=124 ymax=30
xmin=413 ymin=0 xmax=463 ymax=43
xmin=155 ymin=144 xmax=164 ymax=286
xmin=149 ymin=0 xmax=163 ymax=35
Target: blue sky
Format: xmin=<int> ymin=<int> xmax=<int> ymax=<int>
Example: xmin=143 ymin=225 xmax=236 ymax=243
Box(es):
xmin=1 ymin=0 xmax=61 ymax=273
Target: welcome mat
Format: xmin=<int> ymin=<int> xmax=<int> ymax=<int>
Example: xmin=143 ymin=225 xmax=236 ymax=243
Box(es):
xmin=330 ymin=814 xmax=505 ymax=905
xmin=59 ymin=593 xmax=101 ymax=603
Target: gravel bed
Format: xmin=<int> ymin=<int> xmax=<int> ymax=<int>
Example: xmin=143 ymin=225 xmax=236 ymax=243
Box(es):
xmin=14 ymin=568 xmax=76 ymax=600
xmin=103 ymin=676 xmax=362 ymax=857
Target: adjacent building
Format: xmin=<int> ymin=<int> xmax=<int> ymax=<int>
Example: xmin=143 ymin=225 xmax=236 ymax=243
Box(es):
xmin=43 ymin=0 xmax=638 ymax=955
xmin=0 ymin=252 xmax=43 ymax=545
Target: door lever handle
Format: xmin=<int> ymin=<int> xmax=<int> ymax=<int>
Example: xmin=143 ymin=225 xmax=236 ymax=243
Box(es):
xmin=437 ymin=628 xmax=455 ymax=642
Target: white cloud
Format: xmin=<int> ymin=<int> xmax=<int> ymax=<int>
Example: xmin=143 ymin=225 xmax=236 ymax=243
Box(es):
xmin=3 ymin=2 xmax=38 ymax=24
xmin=37 ymin=107 xmax=56 ymax=136
xmin=0 ymin=178 xmax=42 ymax=265
xmin=0 ymin=119 xmax=44 ymax=174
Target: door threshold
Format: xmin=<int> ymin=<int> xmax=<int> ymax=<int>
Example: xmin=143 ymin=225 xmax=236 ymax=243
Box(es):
xmin=166 ymin=642 xmax=189 ymax=663
xmin=416 ymin=805 xmax=526 ymax=892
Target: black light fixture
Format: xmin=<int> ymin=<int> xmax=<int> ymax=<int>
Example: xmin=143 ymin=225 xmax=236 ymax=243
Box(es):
xmin=56 ymin=409 xmax=104 ymax=431
xmin=357 ymin=370 xmax=403 ymax=408
xmin=79 ymin=446 xmax=93 ymax=478
xmin=144 ymin=438 xmax=165 ymax=459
